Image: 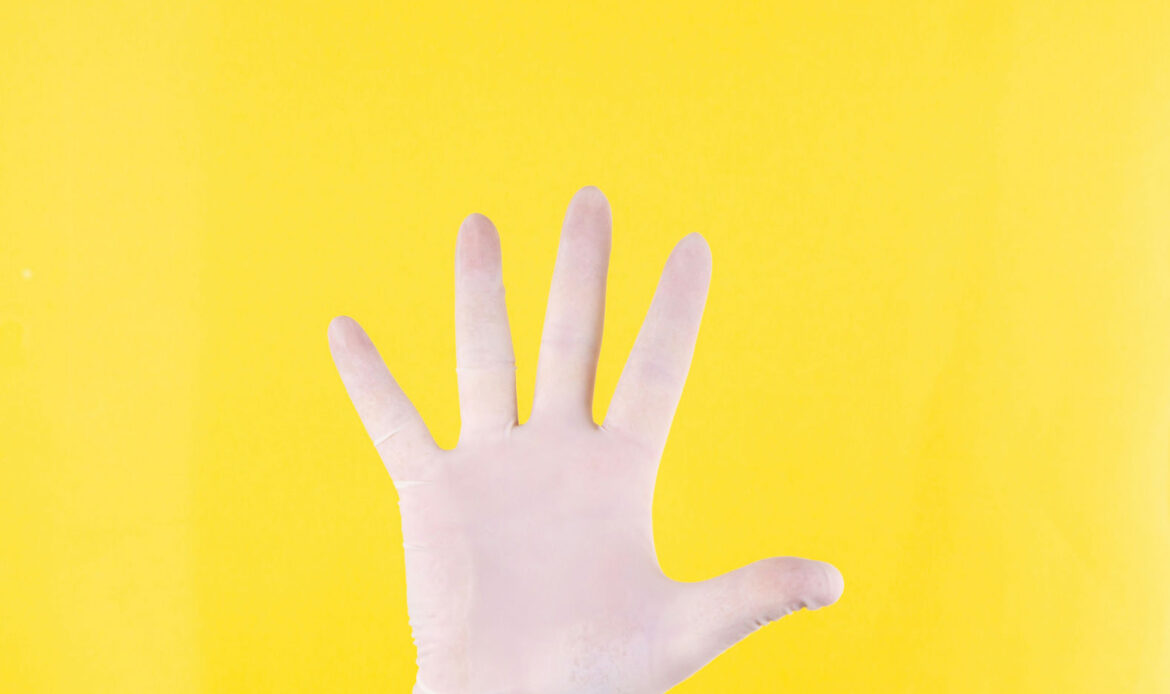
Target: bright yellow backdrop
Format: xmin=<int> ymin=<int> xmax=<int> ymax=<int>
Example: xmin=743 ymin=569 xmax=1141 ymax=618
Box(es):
xmin=3 ymin=1 xmax=1170 ymax=692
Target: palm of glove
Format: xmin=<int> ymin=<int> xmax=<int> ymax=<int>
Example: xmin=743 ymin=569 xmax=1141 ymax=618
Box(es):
xmin=400 ymin=422 xmax=673 ymax=693
xmin=328 ymin=187 xmax=843 ymax=694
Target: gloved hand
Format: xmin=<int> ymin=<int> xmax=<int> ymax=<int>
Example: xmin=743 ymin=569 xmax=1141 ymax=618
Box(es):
xmin=328 ymin=186 xmax=844 ymax=694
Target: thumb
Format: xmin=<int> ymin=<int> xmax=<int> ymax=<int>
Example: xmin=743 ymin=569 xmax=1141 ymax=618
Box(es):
xmin=663 ymin=556 xmax=844 ymax=682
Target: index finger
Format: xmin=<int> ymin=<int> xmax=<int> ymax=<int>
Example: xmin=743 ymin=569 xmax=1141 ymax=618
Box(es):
xmin=602 ymin=233 xmax=712 ymax=459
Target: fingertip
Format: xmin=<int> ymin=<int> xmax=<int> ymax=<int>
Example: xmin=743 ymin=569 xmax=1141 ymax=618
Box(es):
xmin=460 ymin=211 xmax=494 ymax=229
xmin=669 ymin=232 xmax=713 ymax=280
xmin=812 ymin=561 xmax=845 ymax=610
xmin=751 ymin=556 xmax=844 ymax=613
xmin=327 ymin=316 xmax=360 ymax=364
xmin=574 ymin=184 xmax=608 ymax=205
xmin=678 ymin=232 xmax=711 ymax=257
xmin=559 ymin=185 xmax=613 ymax=263
xmin=568 ymin=185 xmax=613 ymax=224
xmin=458 ymin=212 xmax=498 ymax=243
xmin=457 ymin=213 xmax=502 ymax=273
xmin=328 ymin=315 xmax=357 ymax=345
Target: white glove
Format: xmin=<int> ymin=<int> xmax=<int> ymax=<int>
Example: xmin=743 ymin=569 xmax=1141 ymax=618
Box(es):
xmin=328 ymin=186 xmax=844 ymax=694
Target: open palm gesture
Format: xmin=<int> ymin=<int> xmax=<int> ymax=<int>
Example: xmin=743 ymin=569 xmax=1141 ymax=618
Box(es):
xmin=328 ymin=186 xmax=844 ymax=694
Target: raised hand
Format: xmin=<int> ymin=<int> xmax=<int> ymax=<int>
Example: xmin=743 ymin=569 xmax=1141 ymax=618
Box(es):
xmin=328 ymin=186 xmax=844 ymax=694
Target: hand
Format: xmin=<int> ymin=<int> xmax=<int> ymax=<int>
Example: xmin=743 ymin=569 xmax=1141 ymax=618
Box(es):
xmin=327 ymin=186 xmax=844 ymax=694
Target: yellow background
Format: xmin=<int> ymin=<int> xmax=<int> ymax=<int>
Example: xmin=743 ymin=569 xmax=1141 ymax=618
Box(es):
xmin=3 ymin=1 xmax=1170 ymax=692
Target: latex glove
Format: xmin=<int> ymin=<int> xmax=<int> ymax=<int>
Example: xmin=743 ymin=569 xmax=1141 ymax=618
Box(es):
xmin=328 ymin=186 xmax=844 ymax=694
